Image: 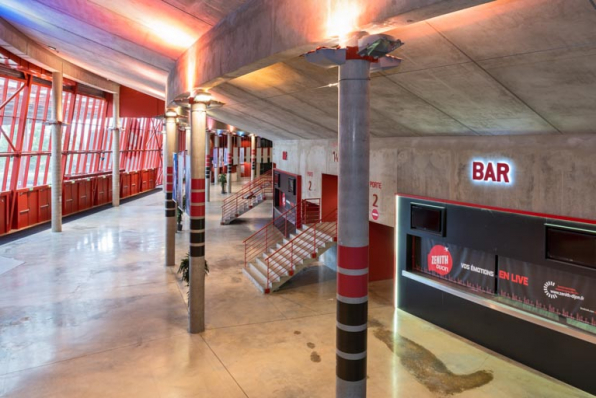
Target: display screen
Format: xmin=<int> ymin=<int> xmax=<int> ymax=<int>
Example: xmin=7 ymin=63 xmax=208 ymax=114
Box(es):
xmin=411 ymin=204 xmax=444 ymax=235
xmin=547 ymin=226 xmax=596 ymax=269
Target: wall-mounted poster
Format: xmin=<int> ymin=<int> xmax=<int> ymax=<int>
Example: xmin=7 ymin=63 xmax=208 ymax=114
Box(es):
xmin=498 ymin=257 xmax=596 ymax=326
xmin=415 ymin=238 xmax=496 ymax=293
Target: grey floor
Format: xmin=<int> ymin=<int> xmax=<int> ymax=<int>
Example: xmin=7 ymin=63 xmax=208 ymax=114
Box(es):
xmin=0 ymin=180 xmax=591 ymax=397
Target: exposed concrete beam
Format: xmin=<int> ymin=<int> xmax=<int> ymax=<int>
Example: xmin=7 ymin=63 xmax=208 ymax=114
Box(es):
xmin=0 ymin=17 xmax=119 ymax=93
xmin=167 ymin=0 xmax=492 ymax=103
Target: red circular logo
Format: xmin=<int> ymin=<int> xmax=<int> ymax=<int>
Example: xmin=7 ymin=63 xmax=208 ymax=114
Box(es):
xmin=371 ymin=208 xmax=379 ymax=220
xmin=427 ymin=245 xmax=453 ymax=276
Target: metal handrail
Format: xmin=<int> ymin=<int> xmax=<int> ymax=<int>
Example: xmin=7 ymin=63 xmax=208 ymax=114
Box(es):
xmin=301 ymin=198 xmax=320 ymax=225
xmin=243 ymin=203 xmax=298 ymax=267
xmin=221 ymin=170 xmax=273 ymax=222
xmin=222 ymin=169 xmax=272 ymax=207
xmin=265 ymin=208 xmax=338 ymax=291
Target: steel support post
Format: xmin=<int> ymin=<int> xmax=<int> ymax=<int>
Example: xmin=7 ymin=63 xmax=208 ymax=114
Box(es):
xmin=250 ymin=134 xmax=256 ymax=181
xmin=188 ymin=101 xmax=207 ymax=334
xmin=50 ymin=71 xmax=63 ymax=233
xmin=336 ymin=58 xmax=371 ymax=398
xmin=164 ymin=115 xmax=177 ymax=267
xmin=112 ymin=93 xmax=121 ymax=207
xmin=226 ymin=132 xmax=233 ymax=194
xmin=213 ymin=134 xmax=219 ymax=186
xmin=205 ymin=129 xmax=211 ymax=202
xmin=236 ymin=136 xmax=242 ymax=181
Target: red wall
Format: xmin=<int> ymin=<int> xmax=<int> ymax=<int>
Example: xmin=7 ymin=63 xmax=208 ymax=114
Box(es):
xmin=117 ymin=86 xmax=165 ymax=118
xmin=369 ymin=221 xmax=395 ymax=281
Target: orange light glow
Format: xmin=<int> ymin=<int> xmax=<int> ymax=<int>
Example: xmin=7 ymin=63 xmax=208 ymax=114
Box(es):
xmin=146 ymin=21 xmax=196 ymax=48
xmin=326 ymin=0 xmax=361 ymax=44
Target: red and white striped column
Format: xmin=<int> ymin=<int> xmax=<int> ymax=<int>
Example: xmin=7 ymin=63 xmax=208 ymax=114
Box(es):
xmin=164 ymin=111 xmax=177 ymax=267
xmin=188 ymin=100 xmax=207 ymax=333
xmin=336 ymin=58 xmax=370 ymax=397
xmin=250 ymin=134 xmax=256 ymax=181
xmin=226 ymin=132 xmax=233 ymax=194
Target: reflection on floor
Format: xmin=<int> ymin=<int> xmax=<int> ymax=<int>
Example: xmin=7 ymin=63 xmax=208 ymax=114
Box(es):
xmin=0 ymin=180 xmax=591 ymax=397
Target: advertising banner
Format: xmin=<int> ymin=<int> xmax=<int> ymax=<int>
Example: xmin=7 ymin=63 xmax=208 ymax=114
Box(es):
xmin=417 ymin=238 xmax=496 ymax=293
xmin=498 ymin=257 xmax=596 ymax=326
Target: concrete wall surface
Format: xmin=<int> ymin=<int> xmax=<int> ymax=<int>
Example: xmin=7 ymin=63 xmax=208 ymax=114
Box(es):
xmin=273 ymin=134 xmax=596 ymax=227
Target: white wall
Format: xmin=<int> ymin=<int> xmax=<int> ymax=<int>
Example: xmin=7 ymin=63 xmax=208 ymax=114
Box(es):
xmin=273 ymin=134 xmax=596 ymax=227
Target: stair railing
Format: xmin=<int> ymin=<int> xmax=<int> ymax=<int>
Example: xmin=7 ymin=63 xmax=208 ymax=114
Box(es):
xmin=301 ymin=198 xmax=320 ymax=225
xmin=221 ymin=170 xmax=273 ymax=223
xmin=243 ymin=203 xmax=298 ymax=268
xmin=264 ymin=208 xmax=337 ymax=292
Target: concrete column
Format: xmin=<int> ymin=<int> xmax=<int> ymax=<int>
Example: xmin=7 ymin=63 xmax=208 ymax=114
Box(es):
xmin=164 ymin=113 xmax=177 ymax=267
xmin=205 ymin=130 xmax=211 ymax=202
xmin=112 ymin=93 xmax=121 ymax=207
xmin=188 ymin=101 xmax=207 ymax=334
xmin=336 ymin=59 xmax=370 ymax=398
xmin=256 ymin=138 xmax=261 ymax=178
xmin=50 ymin=71 xmax=63 ymax=233
xmin=250 ymin=134 xmax=256 ymax=181
xmin=213 ymin=134 xmax=219 ymax=187
xmin=226 ymin=132 xmax=233 ymax=194
xmin=236 ymin=136 xmax=242 ymax=181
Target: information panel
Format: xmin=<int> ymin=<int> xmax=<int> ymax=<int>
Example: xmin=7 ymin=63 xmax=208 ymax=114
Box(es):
xmin=416 ymin=238 xmax=496 ymax=293
xmin=498 ymin=257 xmax=596 ymax=326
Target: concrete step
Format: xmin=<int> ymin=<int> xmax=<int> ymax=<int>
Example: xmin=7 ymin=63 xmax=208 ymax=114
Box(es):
xmin=246 ymin=261 xmax=268 ymax=287
xmin=242 ymin=267 xmax=267 ymax=293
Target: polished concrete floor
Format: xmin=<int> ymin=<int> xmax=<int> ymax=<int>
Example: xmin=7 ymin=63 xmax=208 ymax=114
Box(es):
xmin=0 ymin=180 xmax=592 ymax=398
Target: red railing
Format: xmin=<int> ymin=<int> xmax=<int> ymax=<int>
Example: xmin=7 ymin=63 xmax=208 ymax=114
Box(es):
xmin=264 ymin=208 xmax=337 ymax=292
xmin=221 ymin=170 xmax=273 ymax=223
xmin=301 ymin=198 xmax=320 ymax=225
xmin=243 ymin=203 xmax=298 ymax=267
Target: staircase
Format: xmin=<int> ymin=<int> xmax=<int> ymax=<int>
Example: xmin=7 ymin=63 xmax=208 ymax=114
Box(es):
xmin=243 ymin=205 xmax=337 ymax=293
xmin=221 ymin=170 xmax=273 ymax=224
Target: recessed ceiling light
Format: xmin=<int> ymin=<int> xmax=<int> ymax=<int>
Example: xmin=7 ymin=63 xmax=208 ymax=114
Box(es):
xmin=47 ymin=46 xmax=57 ymax=52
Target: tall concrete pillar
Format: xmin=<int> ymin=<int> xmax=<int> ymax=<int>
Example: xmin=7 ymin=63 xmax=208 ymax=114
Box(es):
xmin=50 ymin=71 xmax=63 ymax=233
xmin=336 ymin=59 xmax=370 ymax=398
xmin=189 ymin=99 xmax=207 ymax=334
xmin=304 ymin=34 xmax=403 ymax=398
xmin=250 ymin=134 xmax=256 ymax=181
xmin=205 ymin=130 xmax=211 ymax=202
xmin=226 ymin=132 xmax=233 ymax=194
xmin=256 ymin=138 xmax=261 ymax=178
xmin=236 ymin=136 xmax=242 ymax=181
xmin=112 ymin=92 xmax=121 ymax=207
xmin=213 ymin=134 xmax=219 ymax=187
xmin=164 ymin=112 xmax=177 ymax=267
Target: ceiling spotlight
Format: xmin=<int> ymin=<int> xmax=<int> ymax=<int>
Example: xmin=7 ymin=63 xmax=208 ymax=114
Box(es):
xmin=47 ymin=46 xmax=58 ymax=52
xmin=190 ymin=89 xmax=212 ymax=103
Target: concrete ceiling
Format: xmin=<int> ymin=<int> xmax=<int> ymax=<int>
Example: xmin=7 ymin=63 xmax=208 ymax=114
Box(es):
xmin=1 ymin=0 xmax=595 ymax=140
xmin=0 ymin=0 xmax=247 ymax=98
xmin=208 ymin=0 xmax=596 ymax=140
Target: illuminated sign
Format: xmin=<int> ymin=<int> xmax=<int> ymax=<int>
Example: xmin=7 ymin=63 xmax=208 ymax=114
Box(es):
xmin=471 ymin=160 xmax=514 ymax=185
